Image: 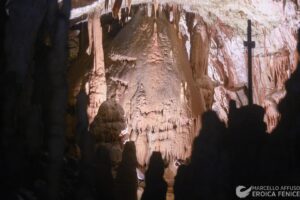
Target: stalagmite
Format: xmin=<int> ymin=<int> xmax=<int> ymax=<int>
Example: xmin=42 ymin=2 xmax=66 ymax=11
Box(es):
xmin=86 ymin=11 xmax=107 ymax=124
xmin=90 ymin=99 xmax=126 ymax=143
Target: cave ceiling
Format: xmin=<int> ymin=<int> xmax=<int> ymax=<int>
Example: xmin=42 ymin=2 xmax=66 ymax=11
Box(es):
xmin=70 ymin=0 xmax=300 ymax=37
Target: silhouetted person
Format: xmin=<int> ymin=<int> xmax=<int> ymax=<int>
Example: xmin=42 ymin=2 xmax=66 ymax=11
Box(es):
xmin=94 ymin=145 xmax=115 ymax=200
xmin=192 ymin=111 xmax=229 ymax=200
xmin=227 ymin=104 xmax=267 ymax=188
xmin=141 ymin=152 xmax=167 ymax=200
xmin=75 ymin=88 xmax=89 ymax=150
xmin=115 ymin=141 xmax=138 ymax=200
xmin=174 ymin=164 xmax=193 ymax=200
xmin=174 ymin=111 xmax=229 ymax=200
xmin=75 ymin=89 xmax=97 ymax=200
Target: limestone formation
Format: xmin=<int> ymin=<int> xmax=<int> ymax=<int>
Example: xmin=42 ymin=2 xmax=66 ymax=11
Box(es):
xmin=86 ymin=11 xmax=107 ymax=124
xmin=90 ymin=99 xmax=126 ymax=143
xmin=2 ymin=0 xmax=300 ymax=198
xmin=105 ymin=7 xmax=204 ymax=166
xmin=68 ymin=0 xmax=300 ymax=164
xmin=190 ymin=18 xmax=215 ymax=111
xmin=112 ymin=0 xmax=123 ymax=19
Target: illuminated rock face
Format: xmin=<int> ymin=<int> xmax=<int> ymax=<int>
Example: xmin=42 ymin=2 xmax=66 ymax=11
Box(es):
xmin=86 ymin=12 xmax=107 ymax=124
xmin=70 ymin=0 xmax=300 ymax=162
xmin=105 ymin=7 xmax=204 ymax=166
xmin=206 ymin=11 xmax=298 ymax=132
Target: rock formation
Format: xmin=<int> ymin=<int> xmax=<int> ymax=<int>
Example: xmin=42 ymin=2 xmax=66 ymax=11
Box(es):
xmin=90 ymin=99 xmax=126 ymax=171
xmin=105 ymin=6 xmax=204 ymax=166
xmin=86 ymin=11 xmax=108 ymax=124
xmin=1 ymin=0 xmax=300 ymax=198
xmin=190 ymin=17 xmax=215 ymax=111
xmin=90 ymin=99 xmax=126 ymax=143
xmin=67 ymin=0 xmax=300 ymax=166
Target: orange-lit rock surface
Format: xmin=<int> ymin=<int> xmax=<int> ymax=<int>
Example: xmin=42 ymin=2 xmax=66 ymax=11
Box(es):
xmin=68 ymin=0 xmax=300 ymax=163
xmin=86 ymin=12 xmax=107 ymax=124
xmin=105 ymin=8 xmax=204 ymax=166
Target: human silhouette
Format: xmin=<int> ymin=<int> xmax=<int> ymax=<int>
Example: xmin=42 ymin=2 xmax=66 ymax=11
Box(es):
xmin=174 ymin=164 xmax=193 ymax=200
xmin=141 ymin=152 xmax=167 ymax=200
xmin=114 ymin=141 xmax=138 ymax=200
xmin=75 ymin=89 xmax=97 ymax=200
xmin=192 ymin=111 xmax=229 ymax=200
xmin=227 ymin=104 xmax=267 ymax=188
xmin=75 ymin=87 xmax=89 ymax=151
xmin=174 ymin=110 xmax=230 ymax=200
xmin=94 ymin=145 xmax=115 ymax=200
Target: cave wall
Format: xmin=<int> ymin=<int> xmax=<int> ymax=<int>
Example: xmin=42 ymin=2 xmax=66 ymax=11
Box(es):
xmin=67 ymin=0 xmax=300 ymax=166
xmin=207 ymin=13 xmax=298 ymax=131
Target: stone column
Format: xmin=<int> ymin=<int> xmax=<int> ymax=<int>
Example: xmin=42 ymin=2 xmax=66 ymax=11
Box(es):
xmin=86 ymin=11 xmax=107 ymax=124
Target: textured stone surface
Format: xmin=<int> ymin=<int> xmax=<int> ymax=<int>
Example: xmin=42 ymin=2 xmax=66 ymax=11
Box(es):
xmin=71 ymin=0 xmax=299 ymax=132
xmin=90 ymin=99 xmax=126 ymax=142
xmin=69 ymin=0 xmax=300 ymax=163
xmin=105 ymin=7 xmax=203 ymax=165
xmin=86 ymin=12 xmax=107 ymax=124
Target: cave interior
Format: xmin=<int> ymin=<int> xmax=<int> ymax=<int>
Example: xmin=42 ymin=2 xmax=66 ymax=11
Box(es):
xmin=1 ymin=0 xmax=300 ymax=199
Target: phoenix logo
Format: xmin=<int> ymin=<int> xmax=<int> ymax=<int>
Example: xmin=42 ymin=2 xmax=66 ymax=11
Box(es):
xmin=236 ymin=186 xmax=252 ymax=198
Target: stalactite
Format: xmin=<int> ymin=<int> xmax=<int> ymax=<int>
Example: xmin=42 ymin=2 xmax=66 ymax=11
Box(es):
xmin=168 ymin=4 xmax=173 ymax=23
xmin=105 ymin=0 xmax=109 ymax=10
xmin=190 ymin=19 xmax=214 ymax=111
xmin=128 ymin=0 xmax=132 ymax=15
xmin=172 ymin=4 xmax=180 ymax=30
xmin=86 ymin=11 xmax=107 ymax=124
xmin=144 ymin=3 xmax=149 ymax=17
xmin=186 ymin=12 xmax=195 ymax=34
xmin=153 ymin=0 xmax=158 ymax=19
xmin=254 ymin=50 xmax=292 ymax=132
xmin=112 ymin=0 xmax=123 ymax=19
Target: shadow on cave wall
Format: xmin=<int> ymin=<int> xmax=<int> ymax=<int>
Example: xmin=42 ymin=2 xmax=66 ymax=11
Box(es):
xmin=1 ymin=0 xmax=300 ymax=200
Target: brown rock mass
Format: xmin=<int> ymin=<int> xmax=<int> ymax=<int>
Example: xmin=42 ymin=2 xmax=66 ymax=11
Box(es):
xmin=105 ymin=7 xmax=205 ymax=166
